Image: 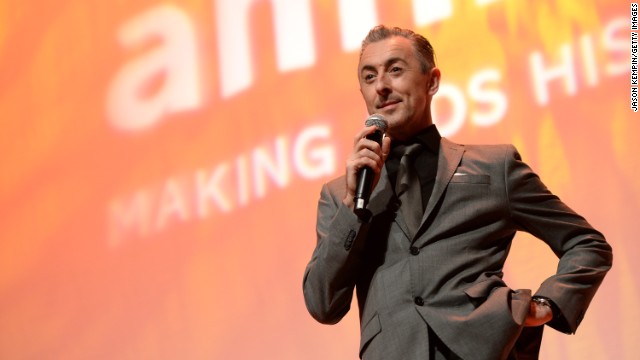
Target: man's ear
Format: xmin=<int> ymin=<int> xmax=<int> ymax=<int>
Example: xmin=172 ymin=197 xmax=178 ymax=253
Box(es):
xmin=428 ymin=67 xmax=441 ymax=96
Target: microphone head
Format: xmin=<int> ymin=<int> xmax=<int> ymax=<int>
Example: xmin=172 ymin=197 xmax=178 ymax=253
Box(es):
xmin=364 ymin=114 xmax=388 ymax=133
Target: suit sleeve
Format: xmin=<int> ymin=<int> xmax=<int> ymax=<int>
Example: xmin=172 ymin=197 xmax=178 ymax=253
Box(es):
xmin=302 ymin=182 xmax=371 ymax=324
xmin=504 ymin=145 xmax=613 ymax=334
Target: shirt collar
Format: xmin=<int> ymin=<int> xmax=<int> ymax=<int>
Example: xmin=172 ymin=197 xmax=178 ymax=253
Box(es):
xmin=390 ymin=124 xmax=441 ymax=154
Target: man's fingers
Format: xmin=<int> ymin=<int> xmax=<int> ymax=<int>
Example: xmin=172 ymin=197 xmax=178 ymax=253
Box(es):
xmin=353 ymin=125 xmax=377 ymax=146
xmin=381 ymin=136 xmax=391 ymax=162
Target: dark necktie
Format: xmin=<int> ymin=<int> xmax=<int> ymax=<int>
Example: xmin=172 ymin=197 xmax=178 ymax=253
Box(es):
xmin=394 ymin=143 xmax=423 ymax=237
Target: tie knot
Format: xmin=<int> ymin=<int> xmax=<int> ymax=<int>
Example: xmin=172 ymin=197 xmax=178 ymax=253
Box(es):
xmin=391 ymin=142 xmax=423 ymax=160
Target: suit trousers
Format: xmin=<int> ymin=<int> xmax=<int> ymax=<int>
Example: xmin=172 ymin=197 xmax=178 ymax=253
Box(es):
xmin=428 ymin=326 xmax=462 ymax=360
xmin=427 ymin=325 xmax=542 ymax=360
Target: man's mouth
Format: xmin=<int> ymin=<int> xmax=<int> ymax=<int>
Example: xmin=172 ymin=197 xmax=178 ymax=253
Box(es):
xmin=377 ymin=100 xmax=400 ymax=109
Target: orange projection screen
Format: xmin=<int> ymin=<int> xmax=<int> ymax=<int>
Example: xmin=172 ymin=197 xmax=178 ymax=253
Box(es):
xmin=1 ymin=1 xmax=639 ymax=359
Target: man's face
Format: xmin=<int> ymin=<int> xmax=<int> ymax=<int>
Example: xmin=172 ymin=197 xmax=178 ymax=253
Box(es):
xmin=358 ymin=36 xmax=440 ymax=140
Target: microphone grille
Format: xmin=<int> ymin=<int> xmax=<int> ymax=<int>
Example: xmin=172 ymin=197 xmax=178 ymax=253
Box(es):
xmin=365 ymin=114 xmax=388 ymax=132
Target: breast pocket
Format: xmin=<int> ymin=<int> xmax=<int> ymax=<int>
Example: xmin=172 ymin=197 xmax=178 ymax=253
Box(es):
xmin=359 ymin=313 xmax=382 ymax=358
xmin=443 ymin=174 xmax=493 ymax=216
xmin=449 ymin=174 xmax=490 ymax=184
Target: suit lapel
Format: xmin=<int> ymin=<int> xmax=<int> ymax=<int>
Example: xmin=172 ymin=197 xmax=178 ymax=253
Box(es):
xmin=418 ymin=138 xmax=464 ymax=234
xmin=367 ymin=138 xmax=464 ymax=241
xmin=365 ymin=166 xmax=394 ymax=213
xmin=366 ymin=165 xmax=412 ymax=237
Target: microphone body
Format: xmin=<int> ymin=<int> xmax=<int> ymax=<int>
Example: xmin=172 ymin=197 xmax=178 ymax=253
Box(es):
xmin=354 ymin=114 xmax=388 ymax=217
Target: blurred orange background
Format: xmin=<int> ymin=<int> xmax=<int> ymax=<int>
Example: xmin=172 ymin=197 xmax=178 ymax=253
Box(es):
xmin=0 ymin=0 xmax=638 ymax=359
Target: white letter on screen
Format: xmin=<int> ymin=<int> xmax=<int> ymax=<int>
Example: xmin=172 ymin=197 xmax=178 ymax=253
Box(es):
xmin=412 ymin=0 xmax=453 ymax=27
xmin=196 ymin=165 xmax=234 ymax=217
xmin=530 ymin=44 xmax=577 ymax=105
xmin=579 ymin=34 xmax=599 ymax=86
xmin=107 ymin=4 xmax=201 ymax=132
xmin=215 ymin=0 xmax=254 ymax=99
xmin=602 ymin=17 xmax=628 ymax=76
xmin=273 ymin=0 xmax=316 ymax=71
xmin=468 ymin=69 xmax=507 ymax=127
xmin=155 ymin=178 xmax=189 ymax=230
xmin=108 ymin=191 xmax=152 ymax=247
xmin=338 ymin=0 xmax=378 ymax=51
xmin=253 ymin=137 xmax=290 ymax=199
xmin=216 ymin=0 xmax=315 ymax=98
xmin=432 ymin=83 xmax=467 ymax=137
xmin=476 ymin=0 xmax=500 ymax=5
xmin=293 ymin=125 xmax=335 ymax=179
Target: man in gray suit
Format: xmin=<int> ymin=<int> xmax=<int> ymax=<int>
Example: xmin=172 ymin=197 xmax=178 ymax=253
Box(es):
xmin=302 ymin=25 xmax=612 ymax=359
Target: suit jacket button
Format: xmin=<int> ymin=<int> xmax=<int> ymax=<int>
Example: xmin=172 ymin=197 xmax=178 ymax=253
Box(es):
xmin=410 ymin=246 xmax=420 ymax=255
xmin=414 ymin=296 xmax=424 ymax=306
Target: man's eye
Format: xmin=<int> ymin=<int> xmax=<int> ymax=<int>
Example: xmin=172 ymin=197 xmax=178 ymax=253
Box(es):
xmin=364 ymin=74 xmax=375 ymax=81
xmin=390 ymin=66 xmax=402 ymax=73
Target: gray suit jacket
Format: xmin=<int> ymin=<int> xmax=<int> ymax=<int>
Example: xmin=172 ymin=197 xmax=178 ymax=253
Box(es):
xmin=303 ymin=138 xmax=612 ymax=360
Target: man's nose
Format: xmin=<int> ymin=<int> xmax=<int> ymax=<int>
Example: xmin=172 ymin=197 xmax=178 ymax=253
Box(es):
xmin=375 ymin=73 xmax=391 ymax=95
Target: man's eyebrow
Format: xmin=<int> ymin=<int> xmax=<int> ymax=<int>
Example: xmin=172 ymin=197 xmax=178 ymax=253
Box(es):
xmin=359 ymin=57 xmax=407 ymax=75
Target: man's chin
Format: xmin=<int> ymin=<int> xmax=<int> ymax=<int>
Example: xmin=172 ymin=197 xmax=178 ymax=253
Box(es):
xmin=376 ymin=108 xmax=403 ymax=122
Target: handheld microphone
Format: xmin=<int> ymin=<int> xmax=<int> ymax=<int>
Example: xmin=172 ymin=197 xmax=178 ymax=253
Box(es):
xmin=354 ymin=114 xmax=388 ymax=217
